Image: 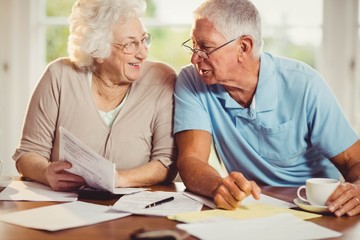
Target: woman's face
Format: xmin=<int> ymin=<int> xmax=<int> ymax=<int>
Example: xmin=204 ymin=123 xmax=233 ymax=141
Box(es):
xmin=101 ymin=17 xmax=149 ymax=83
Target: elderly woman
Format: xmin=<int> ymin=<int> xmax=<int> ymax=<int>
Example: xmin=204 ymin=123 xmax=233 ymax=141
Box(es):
xmin=13 ymin=0 xmax=177 ymax=191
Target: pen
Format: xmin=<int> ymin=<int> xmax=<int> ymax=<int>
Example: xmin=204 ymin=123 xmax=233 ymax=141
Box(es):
xmin=144 ymin=196 xmax=175 ymax=208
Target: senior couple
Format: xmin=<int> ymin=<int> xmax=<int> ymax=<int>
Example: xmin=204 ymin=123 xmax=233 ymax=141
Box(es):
xmin=13 ymin=0 xmax=360 ymax=217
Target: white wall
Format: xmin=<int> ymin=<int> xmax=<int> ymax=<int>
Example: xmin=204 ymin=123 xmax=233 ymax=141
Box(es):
xmin=319 ymin=0 xmax=359 ymax=128
xmin=0 ymin=0 xmax=44 ymax=176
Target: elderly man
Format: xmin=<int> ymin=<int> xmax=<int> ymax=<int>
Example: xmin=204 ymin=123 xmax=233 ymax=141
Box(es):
xmin=174 ymin=0 xmax=360 ymax=217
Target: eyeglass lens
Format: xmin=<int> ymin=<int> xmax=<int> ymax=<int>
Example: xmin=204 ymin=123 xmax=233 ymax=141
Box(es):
xmin=182 ymin=40 xmax=209 ymax=59
xmin=119 ymin=34 xmax=152 ymax=54
xmin=182 ymin=36 xmax=241 ymax=59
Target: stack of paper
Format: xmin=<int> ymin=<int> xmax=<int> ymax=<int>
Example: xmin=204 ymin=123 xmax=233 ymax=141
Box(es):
xmin=112 ymin=191 xmax=203 ymax=216
xmin=0 ymin=201 xmax=130 ymax=231
xmin=177 ymin=213 xmax=342 ymax=240
xmin=59 ymin=127 xmax=147 ymax=194
xmin=182 ymin=192 xmax=296 ymax=209
xmin=168 ymin=203 xmax=320 ymax=222
xmin=0 ymin=181 xmax=77 ymax=202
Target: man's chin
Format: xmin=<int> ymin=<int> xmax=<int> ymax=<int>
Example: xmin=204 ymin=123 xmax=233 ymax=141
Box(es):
xmin=201 ymin=77 xmax=217 ymax=85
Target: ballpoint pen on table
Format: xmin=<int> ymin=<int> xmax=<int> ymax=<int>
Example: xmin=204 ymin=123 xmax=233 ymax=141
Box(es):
xmin=144 ymin=196 xmax=175 ymax=208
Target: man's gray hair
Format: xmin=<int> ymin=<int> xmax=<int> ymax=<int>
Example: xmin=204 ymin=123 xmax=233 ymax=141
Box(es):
xmin=194 ymin=0 xmax=263 ymax=57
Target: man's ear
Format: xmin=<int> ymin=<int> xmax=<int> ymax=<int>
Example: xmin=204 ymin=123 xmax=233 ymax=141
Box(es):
xmin=238 ymin=35 xmax=253 ymax=60
xmin=241 ymin=35 xmax=253 ymax=54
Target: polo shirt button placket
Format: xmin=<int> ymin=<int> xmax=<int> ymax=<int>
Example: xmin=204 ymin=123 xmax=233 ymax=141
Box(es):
xmin=248 ymin=109 xmax=256 ymax=120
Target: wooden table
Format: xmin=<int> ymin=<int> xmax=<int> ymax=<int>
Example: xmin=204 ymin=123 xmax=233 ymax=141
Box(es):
xmin=0 ymin=183 xmax=359 ymax=240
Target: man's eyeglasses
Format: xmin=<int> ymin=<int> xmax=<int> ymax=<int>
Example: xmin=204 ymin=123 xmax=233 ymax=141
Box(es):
xmin=181 ymin=36 xmax=243 ymax=59
xmin=112 ymin=33 xmax=153 ymax=54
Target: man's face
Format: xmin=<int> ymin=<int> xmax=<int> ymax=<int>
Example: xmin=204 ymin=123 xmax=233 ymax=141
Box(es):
xmin=190 ymin=18 xmax=241 ymax=85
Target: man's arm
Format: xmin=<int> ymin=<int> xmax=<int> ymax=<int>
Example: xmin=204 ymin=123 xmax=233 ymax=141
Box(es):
xmin=327 ymin=140 xmax=360 ymax=216
xmin=176 ymin=130 xmax=261 ymax=209
xmin=331 ymin=140 xmax=360 ymax=184
xmin=176 ymin=130 xmax=222 ymax=197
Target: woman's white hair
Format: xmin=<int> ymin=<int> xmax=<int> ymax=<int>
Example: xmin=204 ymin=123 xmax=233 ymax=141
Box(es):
xmin=194 ymin=0 xmax=263 ymax=58
xmin=68 ymin=0 xmax=146 ymax=70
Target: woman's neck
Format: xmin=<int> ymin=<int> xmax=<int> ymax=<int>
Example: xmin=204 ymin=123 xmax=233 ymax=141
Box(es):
xmin=92 ymin=73 xmax=131 ymax=112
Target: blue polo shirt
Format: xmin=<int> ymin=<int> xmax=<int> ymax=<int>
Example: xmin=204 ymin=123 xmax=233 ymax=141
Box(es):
xmin=174 ymin=52 xmax=359 ymax=186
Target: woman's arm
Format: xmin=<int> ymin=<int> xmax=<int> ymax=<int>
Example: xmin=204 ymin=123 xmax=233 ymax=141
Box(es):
xmin=115 ymin=159 xmax=177 ymax=187
xmin=16 ymin=152 xmax=85 ymax=191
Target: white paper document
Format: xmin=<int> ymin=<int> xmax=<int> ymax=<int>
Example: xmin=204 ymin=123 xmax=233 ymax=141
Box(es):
xmin=0 ymin=180 xmax=77 ymax=202
xmin=112 ymin=191 xmax=203 ymax=216
xmin=242 ymin=193 xmax=296 ymax=208
xmin=182 ymin=192 xmax=295 ymax=209
xmin=0 ymin=201 xmax=131 ymax=231
xmin=59 ymin=127 xmax=146 ymax=195
xmin=177 ymin=213 xmax=342 ymax=240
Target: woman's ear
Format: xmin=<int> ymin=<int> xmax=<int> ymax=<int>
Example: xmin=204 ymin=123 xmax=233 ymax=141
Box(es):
xmin=95 ymin=58 xmax=104 ymax=64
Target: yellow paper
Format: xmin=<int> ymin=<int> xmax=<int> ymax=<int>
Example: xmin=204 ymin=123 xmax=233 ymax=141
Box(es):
xmin=168 ymin=203 xmax=321 ymax=223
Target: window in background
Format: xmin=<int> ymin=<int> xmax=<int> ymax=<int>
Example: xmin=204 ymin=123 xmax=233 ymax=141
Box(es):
xmin=43 ymin=0 xmax=199 ymax=72
xmin=45 ymin=0 xmax=73 ymax=63
xmin=42 ymin=0 xmax=359 ymax=131
xmin=44 ymin=0 xmax=321 ymax=72
xmin=252 ymin=0 xmax=323 ymax=68
xmin=145 ymin=0 xmax=204 ymax=71
xmin=146 ymin=26 xmax=192 ymax=70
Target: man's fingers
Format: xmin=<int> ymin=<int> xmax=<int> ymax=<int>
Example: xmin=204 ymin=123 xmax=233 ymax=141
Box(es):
xmin=327 ymin=183 xmax=360 ymax=217
xmin=213 ymin=172 xmax=261 ymax=210
xmin=214 ymin=191 xmax=238 ymax=210
xmin=347 ymin=197 xmax=360 ymax=216
xmin=222 ymin=177 xmax=247 ymax=201
xmin=250 ymin=181 xmax=261 ymax=200
xmin=228 ymin=172 xmax=254 ymax=197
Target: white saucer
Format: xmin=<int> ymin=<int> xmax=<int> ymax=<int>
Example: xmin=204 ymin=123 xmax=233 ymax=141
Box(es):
xmin=293 ymin=198 xmax=329 ymax=213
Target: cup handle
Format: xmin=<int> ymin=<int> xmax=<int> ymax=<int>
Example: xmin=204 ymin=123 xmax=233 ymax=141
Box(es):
xmin=297 ymin=185 xmax=309 ymax=203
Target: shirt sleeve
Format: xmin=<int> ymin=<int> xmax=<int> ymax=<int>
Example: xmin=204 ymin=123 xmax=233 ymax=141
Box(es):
xmin=149 ymin=67 xmax=177 ymax=167
xmin=174 ymin=65 xmax=212 ymax=134
xmin=13 ymin=62 xmax=60 ymax=162
xmin=306 ymin=74 xmax=358 ymax=158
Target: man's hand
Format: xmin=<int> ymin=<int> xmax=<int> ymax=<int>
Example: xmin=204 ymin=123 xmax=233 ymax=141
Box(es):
xmin=327 ymin=182 xmax=360 ymax=217
xmin=44 ymin=161 xmax=85 ymax=191
xmin=213 ymin=172 xmax=261 ymax=210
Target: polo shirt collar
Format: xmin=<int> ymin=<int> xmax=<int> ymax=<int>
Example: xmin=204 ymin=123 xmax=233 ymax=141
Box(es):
xmin=255 ymin=52 xmax=278 ymax=112
xmin=210 ymin=84 xmax=240 ymax=108
xmin=210 ymin=52 xmax=277 ymax=112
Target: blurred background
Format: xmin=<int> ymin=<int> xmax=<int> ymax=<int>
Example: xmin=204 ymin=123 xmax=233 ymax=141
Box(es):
xmin=0 ymin=0 xmax=359 ymax=176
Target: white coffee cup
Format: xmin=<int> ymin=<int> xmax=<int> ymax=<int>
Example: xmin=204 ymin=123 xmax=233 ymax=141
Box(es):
xmin=297 ymin=178 xmax=340 ymax=206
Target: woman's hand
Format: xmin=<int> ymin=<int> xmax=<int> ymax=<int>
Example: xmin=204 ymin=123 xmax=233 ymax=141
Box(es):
xmin=45 ymin=161 xmax=85 ymax=191
xmin=327 ymin=182 xmax=360 ymax=217
xmin=213 ymin=172 xmax=261 ymax=210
